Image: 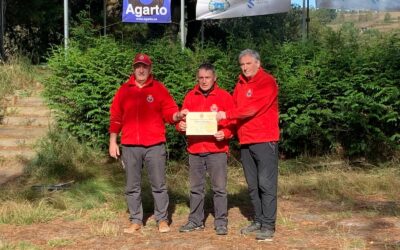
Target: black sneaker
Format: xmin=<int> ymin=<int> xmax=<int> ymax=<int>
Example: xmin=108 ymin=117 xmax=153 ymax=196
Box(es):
xmin=255 ymin=228 xmax=274 ymax=241
xmin=215 ymin=225 xmax=228 ymax=235
xmin=179 ymin=221 xmax=204 ymax=232
xmin=240 ymin=221 xmax=261 ymax=235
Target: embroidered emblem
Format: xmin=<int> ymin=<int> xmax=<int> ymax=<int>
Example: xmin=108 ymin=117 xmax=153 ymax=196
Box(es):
xmin=147 ymin=94 xmax=154 ymax=103
xmin=210 ymin=104 xmax=218 ymax=112
xmin=246 ymin=89 xmax=253 ymax=97
xmin=139 ymin=55 xmax=144 ymax=60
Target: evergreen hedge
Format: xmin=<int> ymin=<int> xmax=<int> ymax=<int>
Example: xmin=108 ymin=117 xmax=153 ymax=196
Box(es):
xmin=44 ymin=24 xmax=399 ymax=161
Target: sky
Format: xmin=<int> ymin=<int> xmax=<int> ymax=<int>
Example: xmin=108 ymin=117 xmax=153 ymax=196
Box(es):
xmin=291 ymin=0 xmax=316 ymax=8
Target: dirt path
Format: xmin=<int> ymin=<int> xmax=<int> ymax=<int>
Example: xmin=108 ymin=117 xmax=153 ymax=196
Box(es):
xmin=1 ymin=197 xmax=399 ymax=249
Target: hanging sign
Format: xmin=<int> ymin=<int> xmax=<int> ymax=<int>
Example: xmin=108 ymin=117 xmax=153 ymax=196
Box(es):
xmin=122 ymin=0 xmax=171 ymax=23
xmin=196 ymin=0 xmax=291 ymax=20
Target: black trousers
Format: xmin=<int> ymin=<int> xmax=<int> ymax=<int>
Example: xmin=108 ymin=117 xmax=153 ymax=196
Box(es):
xmin=241 ymin=142 xmax=278 ymax=231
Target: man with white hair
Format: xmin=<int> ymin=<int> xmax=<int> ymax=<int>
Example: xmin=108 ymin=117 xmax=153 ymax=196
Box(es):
xmin=217 ymin=49 xmax=280 ymax=241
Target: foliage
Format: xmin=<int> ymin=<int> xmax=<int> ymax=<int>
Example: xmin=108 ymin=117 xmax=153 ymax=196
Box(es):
xmin=219 ymin=6 xmax=303 ymax=46
xmin=3 ymin=0 xmax=106 ymax=62
xmin=43 ymin=15 xmax=399 ymax=161
xmin=274 ymin=25 xmax=400 ymax=159
xmin=44 ymin=30 xmax=241 ymax=159
xmin=26 ymin=129 xmax=102 ymax=180
xmin=44 ymin=37 xmax=132 ymax=149
xmin=312 ymin=9 xmax=338 ymax=25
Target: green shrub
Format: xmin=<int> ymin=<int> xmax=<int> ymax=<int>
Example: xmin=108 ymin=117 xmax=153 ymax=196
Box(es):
xmin=275 ymin=26 xmax=399 ymax=159
xmin=44 ymin=19 xmax=399 ymax=161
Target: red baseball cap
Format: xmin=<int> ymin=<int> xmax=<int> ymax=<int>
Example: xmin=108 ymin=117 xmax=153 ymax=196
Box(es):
xmin=133 ymin=53 xmax=152 ymax=66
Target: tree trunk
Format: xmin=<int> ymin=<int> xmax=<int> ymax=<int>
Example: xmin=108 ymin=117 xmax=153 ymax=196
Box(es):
xmin=0 ymin=0 xmax=5 ymax=61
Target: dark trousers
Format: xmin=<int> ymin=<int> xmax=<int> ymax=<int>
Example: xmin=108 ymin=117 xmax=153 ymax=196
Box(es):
xmin=188 ymin=153 xmax=228 ymax=227
xmin=241 ymin=142 xmax=278 ymax=231
xmin=121 ymin=144 xmax=169 ymax=224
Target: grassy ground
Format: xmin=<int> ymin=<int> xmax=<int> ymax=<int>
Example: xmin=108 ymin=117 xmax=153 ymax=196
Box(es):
xmin=0 ymin=132 xmax=399 ymax=249
xmin=1 ymin=128 xmax=399 ymax=225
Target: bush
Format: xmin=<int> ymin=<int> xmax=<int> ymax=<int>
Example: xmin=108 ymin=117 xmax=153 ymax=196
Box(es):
xmin=44 ymin=19 xmax=399 ymax=161
xmin=44 ymin=35 xmax=240 ymax=159
xmin=274 ymin=26 xmax=400 ymax=159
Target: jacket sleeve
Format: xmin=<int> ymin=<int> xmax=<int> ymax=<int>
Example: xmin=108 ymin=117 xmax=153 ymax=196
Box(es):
xmin=218 ymin=91 xmax=236 ymax=139
xmin=160 ymin=84 xmax=179 ymax=124
xmin=175 ymin=94 xmax=189 ymax=134
xmin=226 ymin=77 xmax=278 ymax=120
xmin=109 ymin=87 xmax=123 ymax=134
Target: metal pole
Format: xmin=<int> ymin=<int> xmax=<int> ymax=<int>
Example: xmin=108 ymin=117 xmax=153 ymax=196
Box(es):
xmin=302 ymin=0 xmax=306 ymax=40
xmin=103 ymin=0 xmax=106 ymax=36
xmin=180 ymin=0 xmax=185 ymax=50
xmin=201 ymin=21 xmax=204 ymax=49
xmin=306 ymin=0 xmax=310 ymax=39
xmin=64 ymin=0 xmax=69 ymax=49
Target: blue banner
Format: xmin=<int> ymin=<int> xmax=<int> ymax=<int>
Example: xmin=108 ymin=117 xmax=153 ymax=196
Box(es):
xmin=122 ymin=0 xmax=171 ymax=23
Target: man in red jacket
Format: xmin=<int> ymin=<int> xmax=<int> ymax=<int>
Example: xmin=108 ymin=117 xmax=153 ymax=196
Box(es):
xmin=217 ymin=49 xmax=279 ymax=241
xmin=109 ymin=53 xmax=182 ymax=234
xmin=176 ymin=63 xmax=235 ymax=235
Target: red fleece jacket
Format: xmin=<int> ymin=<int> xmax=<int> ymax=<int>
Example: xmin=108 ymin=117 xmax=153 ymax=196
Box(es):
xmin=109 ymin=75 xmax=178 ymax=146
xmin=178 ymin=84 xmax=235 ymax=154
xmin=226 ymin=68 xmax=279 ymax=145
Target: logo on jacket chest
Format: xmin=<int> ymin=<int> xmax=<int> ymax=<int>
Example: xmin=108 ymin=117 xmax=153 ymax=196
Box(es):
xmin=246 ymin=89 xmax=253 ymax=97
xmin=210 ymin=104 xmax=218 ymax=112
xmin=146 ymin=94 xmax=154 ymax=103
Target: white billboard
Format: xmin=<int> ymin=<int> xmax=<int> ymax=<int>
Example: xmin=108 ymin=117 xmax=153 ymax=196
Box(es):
xmin=196 ymin=0 xmax=291 ymax=20
xmin=316 ymin=0 xmax=400 ymax=11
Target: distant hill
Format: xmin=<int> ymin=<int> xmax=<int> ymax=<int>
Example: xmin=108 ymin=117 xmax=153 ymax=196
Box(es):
xmin=328 ymin=10 xmax=400 ymax=32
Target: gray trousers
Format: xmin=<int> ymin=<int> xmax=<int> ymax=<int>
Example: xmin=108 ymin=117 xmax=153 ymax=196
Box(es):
xmin=121 ymin=144 xmax=169 ymax=224
xmin=188 ymin=153 xmax=228 ymax=228
xmin=241 ymin=142 xmax=278 ymax=231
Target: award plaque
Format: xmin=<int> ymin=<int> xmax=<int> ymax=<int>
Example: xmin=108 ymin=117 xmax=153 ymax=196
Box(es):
xmin=186 ymin=112 xmax=217 ymax=135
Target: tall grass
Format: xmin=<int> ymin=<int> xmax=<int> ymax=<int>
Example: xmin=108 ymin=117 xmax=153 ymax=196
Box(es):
xmin=279 ymin=161 xmax=400 ymax=215
xmin=26 ymin=129 xmax=103 ymax=181
xmin=0 ymin=56 xmax=37 ymax=101
xmin=0 ymin=240 xmax=41 ymax=250
xmin=0 ymin=200 xmax=58 ymax=225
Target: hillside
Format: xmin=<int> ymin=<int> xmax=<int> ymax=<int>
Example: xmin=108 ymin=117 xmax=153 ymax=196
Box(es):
xmin=328 ymin=10 xmax=400 ymax=32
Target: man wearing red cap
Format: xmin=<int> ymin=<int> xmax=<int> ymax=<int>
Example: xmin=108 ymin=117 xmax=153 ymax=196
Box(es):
xmin=109 ymin=53 xmax=182 ymax=234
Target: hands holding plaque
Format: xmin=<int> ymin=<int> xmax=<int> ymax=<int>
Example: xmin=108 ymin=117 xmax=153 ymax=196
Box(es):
xmin=176 ymin=109 xmax=225 ymax=140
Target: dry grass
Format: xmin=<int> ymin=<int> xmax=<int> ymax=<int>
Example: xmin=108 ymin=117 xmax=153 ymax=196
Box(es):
xmin=279 ymin=165 xmax=400 ymax=214
xmin=0 ymin=57 xmax=37 ymax=101
xmin=0 ymin=199 xmax=58 ymax=225
xmin=1 ymin=150 xmax=399 ymax=228
xmin=89 ymin=221 xmax=120 ymax=237
xmin=88 ymin=208 xmax=117 ymax=222
xmin=0 ymin=240 xmax=41 ymax=250
xmin=47 ymin=238 xmax=75 ymax=248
